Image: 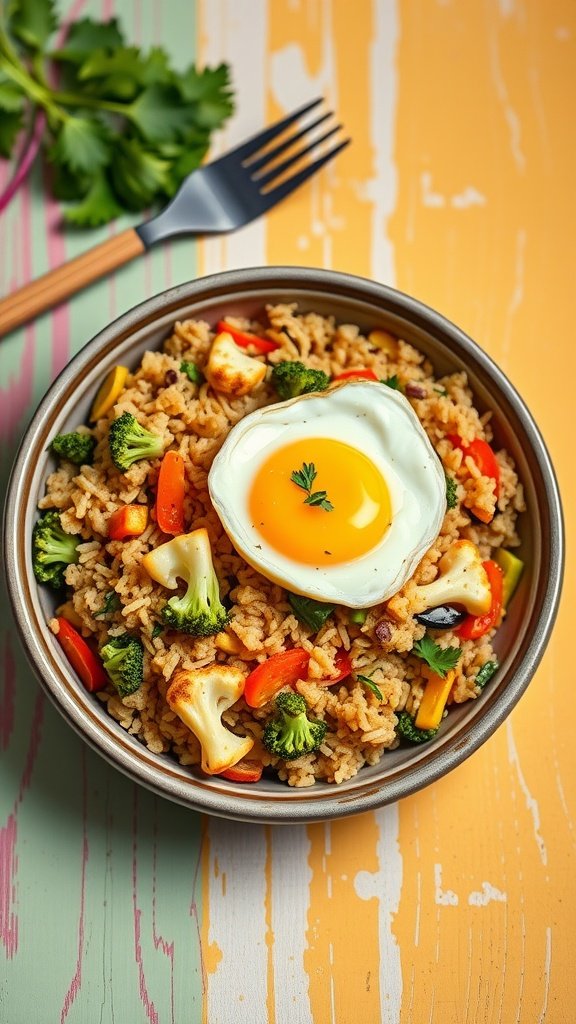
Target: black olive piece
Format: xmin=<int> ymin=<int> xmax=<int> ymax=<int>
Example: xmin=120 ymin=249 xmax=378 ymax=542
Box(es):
xmin=414 ymin=605 xmax=467 ymax=629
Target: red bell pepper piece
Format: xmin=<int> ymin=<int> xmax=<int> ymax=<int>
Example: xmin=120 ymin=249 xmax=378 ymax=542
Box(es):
xmin=108 ymin=504 xmax=149 ymax=540
xmin=54 ymin=617 xmax=108 ymax=692
xmin=244 ymin=648 xmax=311 ymax=708
xmin=456 ymin=560 xmax=504 ymax=639
xmin=217 ymin=320 xmax=280 ymax=354
xmin=219 ymin=760 xmax=264 ymax=783
xmin=156 ymin=450 xmax=186 ymax=535
xmin=317 ymin=649 xmax=353 ymax=685
xmin=448 ymin=434 xmax=500 ymax=523
xmin=332 ymin=368 xmax=379 ymax=382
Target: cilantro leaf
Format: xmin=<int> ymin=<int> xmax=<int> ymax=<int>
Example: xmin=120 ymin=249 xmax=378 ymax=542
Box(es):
xmin=0 ymin=79 xmax=25 ymax=113
xmin=63 ymin=171 xmax=123 ymax=227
xmin=382 ymin=374 xmax=400 ymax=390
xmin=9 ymin=0 xmax=57 ymax=51
xmin=127 ymin=83 xmax=195 ymax=143
xmin=412 ymin=634 xmax=460 ymax=678
xmin=0 ymin=111 xmax=23 ymax=157
xmin=110 ymin=137 xmax=171 ymax=209
xmin=51 ymin=163 xmax=91 ymax=202
xmin=357 ymin=674 xmax=384 ymax=700
xmin=94 ymin=590 xmax=121 ymax=617
xmin=50 ymin=116 xmax=111 ymax=173
xmin=445 ymin=474 xmax=458 ymax=510
xmin=51 ymin=17 xmax=125 ymax=63
xmin=177 ymin=64 xmax=235 ymax=128
xmin=151 ymin=622 xmax=164 ymax=639
xmin=288 ymin=593 xmax=335 ymax=631
xmin=291 ymin=462 xmax=317 ymax=493
xmin=304 ymin=491 xmax=335 ymax=512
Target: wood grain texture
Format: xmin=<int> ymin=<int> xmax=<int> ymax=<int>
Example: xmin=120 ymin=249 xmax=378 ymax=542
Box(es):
xmin=1 ymin=0 xmax=574 ymax=1022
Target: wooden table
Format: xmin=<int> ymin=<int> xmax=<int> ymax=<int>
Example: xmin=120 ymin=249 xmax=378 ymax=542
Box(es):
xmin=1 ymin=2 xmax=574 ymax=1021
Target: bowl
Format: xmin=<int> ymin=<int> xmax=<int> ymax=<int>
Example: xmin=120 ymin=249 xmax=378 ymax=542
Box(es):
xmin=4 ymin=267 xmax=564 ymax=823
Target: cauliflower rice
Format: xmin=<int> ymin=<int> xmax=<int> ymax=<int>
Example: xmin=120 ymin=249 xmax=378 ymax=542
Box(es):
xmin=41 ymin=304 xmax=525 ymax=787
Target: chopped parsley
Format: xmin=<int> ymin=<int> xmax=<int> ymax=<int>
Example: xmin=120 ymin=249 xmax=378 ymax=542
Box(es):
xmin=445 ymin=474 xmax=458 ymax=510
xmin=291 ymin=462 xmax=334 ymax=512
xmin=94 ymin=591 xmax=121 ymax=617
xmin=180 ymin=360 xmax=205 ymax=385
xmin=412 ymin=634 xmax=460 ymax=678
xmin=151 ymin=622 xmax=164 ymax=639
xmin=357 ymin=674 xmax=383 ymax=700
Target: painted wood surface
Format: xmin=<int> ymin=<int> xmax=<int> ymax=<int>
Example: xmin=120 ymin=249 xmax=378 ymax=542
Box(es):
xmin=1 ymin=1 xmax=574 ymax=1021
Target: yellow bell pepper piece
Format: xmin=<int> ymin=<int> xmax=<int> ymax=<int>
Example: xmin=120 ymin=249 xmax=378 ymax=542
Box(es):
xmin=415 ymin=668 xmax=456 ymax=731
xmin=90 ymin=365 xmax=129 ymax=421
xmin=368 ymin=329 xmax=398 ymax=357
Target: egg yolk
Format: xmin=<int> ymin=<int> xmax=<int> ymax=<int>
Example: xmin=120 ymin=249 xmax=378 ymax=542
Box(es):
xmin=248 ymin=437 xmax=391 ymax=566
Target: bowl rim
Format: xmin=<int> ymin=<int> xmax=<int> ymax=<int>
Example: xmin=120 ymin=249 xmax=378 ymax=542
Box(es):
xmin=3 ymin=266 xmax=565 ymax=823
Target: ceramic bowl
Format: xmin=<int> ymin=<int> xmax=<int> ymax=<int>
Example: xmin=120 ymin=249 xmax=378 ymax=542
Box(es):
xmin=4 ymin=267 xmax=564 ymax=823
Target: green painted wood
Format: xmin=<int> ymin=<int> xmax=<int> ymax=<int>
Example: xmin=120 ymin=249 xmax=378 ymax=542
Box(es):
xmin=0 ymin=3 xmax=208 ymax=1021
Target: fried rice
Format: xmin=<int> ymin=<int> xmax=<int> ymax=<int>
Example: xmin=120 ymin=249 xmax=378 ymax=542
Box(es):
xmin=39 ymin=304 xmax=525 ymax=786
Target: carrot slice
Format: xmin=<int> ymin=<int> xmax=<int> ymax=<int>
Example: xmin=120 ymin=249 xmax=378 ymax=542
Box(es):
xmin=156 ymin=450 xmax=186 ymax=535
xmin=54 ymin=617 xmax=108 ymax=692
xmin=108 ymin=504 xmax=149 ymax=540
xmin=219 ymin=760 xmax=263 ymax=783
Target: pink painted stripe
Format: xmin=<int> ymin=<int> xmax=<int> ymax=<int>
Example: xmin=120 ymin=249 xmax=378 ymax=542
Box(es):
xmin=132 ymin=789 xmax=159 ymax=1024
xmin=0 ymin=634 xmax=16 ymax=750
xmin=60 ymin=752 xmax=89 ymax=1023
xmin=0 ymin=815 xmax=18 ymax=959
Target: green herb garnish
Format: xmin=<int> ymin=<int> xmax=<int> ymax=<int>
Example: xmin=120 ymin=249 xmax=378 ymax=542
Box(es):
xmin=434 ymin=386 xmax=448 ymax=396
xmin=151 ymin=622 xmax=164 ymax=639
xmin=180 ymin=361 xmax=205 ymax=385
xmin=357 ymin=674 xmax=383 ymax=700
xmin=349 ymin=609 xmax=368 ymax=625
xmin=290 ymin=462 xmax=334 ymax=512
xmin=94 ymin=591 xmax=121 ymax=617
xmin=445 ymin=474 xmax=458 ymax=510
xmin=412 ymin=634 xmax=460 ymax=678
xmin=288 ymin=593 xmax=335 ymax=631
xmin=475 ymin=660 xmax=498 ymax=689
xmin=381 ymin=374 xmax=400 ymax=390
xmin=0 ymin=5 xmax=234 ymax=225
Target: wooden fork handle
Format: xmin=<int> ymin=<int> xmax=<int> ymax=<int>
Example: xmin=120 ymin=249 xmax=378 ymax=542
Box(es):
xmin=0 ymin=228 xmax=146 ymax=339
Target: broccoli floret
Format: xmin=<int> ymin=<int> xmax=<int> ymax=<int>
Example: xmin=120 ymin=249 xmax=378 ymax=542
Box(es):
xmin=396 ymin=710 xmax=438 ymax=744
xmin=50 ymin=431 xmax=96 ymax=465
xmin=152 ymin=529 xmax=230 ymax=637
xmin=263 ymin=691 xmax=327 ymax=761
xmin=271 ymin=360 xmax=330 ymax=400
xmin=100 ymin=634 xmax=144 ymax=696
xmin=32 ymin=510 xmax=79 ymax=588
xmin=108 ymin=412 xmax=164 ymax=472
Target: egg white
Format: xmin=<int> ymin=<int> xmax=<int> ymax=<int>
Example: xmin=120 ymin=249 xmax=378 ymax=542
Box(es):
xmin=208 ymin=381 xmax=446 ymax=608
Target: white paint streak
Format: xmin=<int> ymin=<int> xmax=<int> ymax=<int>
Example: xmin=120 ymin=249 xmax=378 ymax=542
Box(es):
xmin=200 ymin=0 xmax=268 ymax=277
xmin=506 ymin=719 xmax=548 ymax=865
xmin=355 ymin=804 xmax=403 ymax=1023
xmin=367 ymin=0 xmax=399 ymax=284
xmin=451 ymin=186 xmax=487 ymax=208
xmin=538 ymin=927 xmax=552 ymax=1023
xmin=501 ymin=227 xmax=526 ymax=364
xmin=489 ymin=26 xmax=526 ymax=172
xmin=421 ymin=171 xmax=446 ymax=208
xmin=434 ymin=863 xmax=459 ymax=905
xmin=205 ymin=820 xmax=268 ymax=1024
xmin=468 ymin=882 xmax=507 ymax=906
xmin=270 ymin=826 xmax=313 ymax=1024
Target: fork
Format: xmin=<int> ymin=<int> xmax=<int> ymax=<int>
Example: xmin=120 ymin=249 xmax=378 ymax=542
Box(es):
xmin=0 ymin=98 xmax=349 ymax=338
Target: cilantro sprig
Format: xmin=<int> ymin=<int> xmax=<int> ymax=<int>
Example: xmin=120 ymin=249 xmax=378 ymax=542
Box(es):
xmin=291 ymin=462 xmax=334 ymax=512
xmin=357 ymin=674 xmax=383 ymax=700
xmin=0 ymin=3 xmax=234 ymax=226
xmin=412 ymin=634 xmax=460 ymax=678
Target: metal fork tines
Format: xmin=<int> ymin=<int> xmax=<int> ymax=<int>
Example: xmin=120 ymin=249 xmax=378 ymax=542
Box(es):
xmin=136 ymin=99 xmax=350 ymax=247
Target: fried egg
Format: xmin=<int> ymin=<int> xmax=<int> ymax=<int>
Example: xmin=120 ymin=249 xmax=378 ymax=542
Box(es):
xmin=208 ymin=381 xmax=446 ymax=608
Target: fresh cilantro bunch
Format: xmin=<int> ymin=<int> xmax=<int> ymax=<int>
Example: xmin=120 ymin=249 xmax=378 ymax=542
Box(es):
xmin=0 ymin=1 xmax=234 ymax=226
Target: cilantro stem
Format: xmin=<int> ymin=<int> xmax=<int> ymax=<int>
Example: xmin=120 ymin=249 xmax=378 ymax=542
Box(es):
xmin=52 ymin=91 xmax=130 ymax=115
xmin=0 ymin=37 xmax=64 ymax=120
